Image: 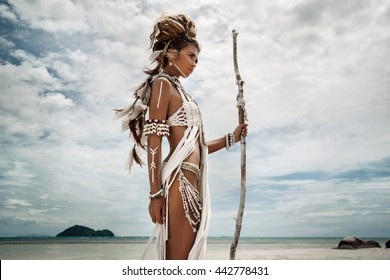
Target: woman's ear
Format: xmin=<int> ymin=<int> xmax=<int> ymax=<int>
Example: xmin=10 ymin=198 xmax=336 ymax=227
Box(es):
xmin=166 ymin=49 xmax=178 ymax=63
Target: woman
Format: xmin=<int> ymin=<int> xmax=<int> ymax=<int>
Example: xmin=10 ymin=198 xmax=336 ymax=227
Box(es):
xmin=114 ymin=14 xmax=247 ymax=260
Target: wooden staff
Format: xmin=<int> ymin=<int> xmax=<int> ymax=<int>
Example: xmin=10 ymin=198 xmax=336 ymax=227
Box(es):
xmin=230 ymin=29 xmax=248 ymax=260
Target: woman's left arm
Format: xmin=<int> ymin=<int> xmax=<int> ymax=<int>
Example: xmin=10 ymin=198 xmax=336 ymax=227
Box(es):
xmin=207 ymin=123 xmax=248 ymax=154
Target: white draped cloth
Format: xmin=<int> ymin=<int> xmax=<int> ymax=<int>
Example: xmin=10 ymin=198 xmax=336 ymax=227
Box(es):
xmin=133 ymin=73 xmax=211 ymax=260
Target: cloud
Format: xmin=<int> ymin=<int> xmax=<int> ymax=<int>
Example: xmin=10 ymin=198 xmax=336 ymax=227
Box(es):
xmin=0 ymin=0 xmax=389 ymax=238
xmin=4 ymin=198 xmax=32 ymax=208
xmin=7 ymin=0 xmax=90 ymax=33
xmin=0 ymin=216 xmax=36 ymax=226
xmin=0 ymin=2 xmax=17 ymax=21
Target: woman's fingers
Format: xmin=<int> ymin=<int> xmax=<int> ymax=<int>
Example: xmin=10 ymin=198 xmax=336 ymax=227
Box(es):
xmin=149 ymin=209 xmax=156 ymax=224
xmin=162 ymin=202 xmax=166 ymax=222
xmin=241 ymin=124 xmax=248 ymax=137
xmin=235 ymin=123 xmax=248 ymax=140
xmin=149 ymin=198 xmax=166 ymax=224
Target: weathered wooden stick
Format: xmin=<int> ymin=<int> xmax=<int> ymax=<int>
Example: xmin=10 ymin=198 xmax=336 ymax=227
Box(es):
xmin=230 ymin=29 xmax=248 ymax=260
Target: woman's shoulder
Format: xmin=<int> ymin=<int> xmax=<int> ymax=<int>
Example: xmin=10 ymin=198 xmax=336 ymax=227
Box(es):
xmin=152 ymin=75 xmax=171 ymax=84
xmin=150 ymin=76 xmax=173 ymax=99
xmin=151 ymin=76 xmax=173 ymax=89
xmin=152 ymin=72 xmax=178 ymax=84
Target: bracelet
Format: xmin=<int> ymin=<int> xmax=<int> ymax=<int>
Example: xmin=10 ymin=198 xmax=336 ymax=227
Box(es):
xmin=149 ymin=189 xmax=165 ymax=199
xmin=143 ymin=119 xmax=170 ymax=137
xmin=225 ymin=132 xmax=235 ymax=150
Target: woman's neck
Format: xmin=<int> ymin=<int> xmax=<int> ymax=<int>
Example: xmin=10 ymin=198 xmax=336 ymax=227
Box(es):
xmin=163 ymin=63 xmax=187 ymax=78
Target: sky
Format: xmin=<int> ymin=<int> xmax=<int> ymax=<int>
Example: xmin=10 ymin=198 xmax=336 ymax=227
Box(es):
xmin=0 ymin=0 xmax=389 ymax=238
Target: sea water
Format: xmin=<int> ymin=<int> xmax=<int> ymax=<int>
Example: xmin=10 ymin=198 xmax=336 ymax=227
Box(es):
xmin=0 ymin=237 xmax=389 ymax=260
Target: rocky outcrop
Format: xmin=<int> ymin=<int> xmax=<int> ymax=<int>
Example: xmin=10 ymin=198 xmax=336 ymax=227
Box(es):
xmin=366 ymin=240 xmax=381 ymax=248
xmin=333 ymin=237 xmax=382 ymax=249
xmin=386 ymin=240 xmax=390 ymax=248
xmin=56 ymin=225 xmax=115 ymax=237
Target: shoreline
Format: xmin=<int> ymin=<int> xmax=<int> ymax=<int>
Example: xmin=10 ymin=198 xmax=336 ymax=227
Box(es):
xmin=0 ymin=237 xmax=389 ymax=260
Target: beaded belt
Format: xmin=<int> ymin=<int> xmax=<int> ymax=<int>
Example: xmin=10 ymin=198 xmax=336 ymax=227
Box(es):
xmin=181 ymin=162 xmax=200 ymax=177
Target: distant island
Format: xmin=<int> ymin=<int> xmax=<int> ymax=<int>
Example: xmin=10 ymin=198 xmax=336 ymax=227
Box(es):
xmin=56 ymin=225 xmax=115 ymax=237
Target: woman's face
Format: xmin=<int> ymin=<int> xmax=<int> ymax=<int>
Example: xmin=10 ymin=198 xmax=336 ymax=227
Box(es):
xmin=174 ymin=44 xmax=199 ymax=78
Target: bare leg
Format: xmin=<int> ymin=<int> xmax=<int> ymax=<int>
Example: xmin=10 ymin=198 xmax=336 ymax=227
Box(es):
xmin=166 ymin=168 xmax=200 ymax=260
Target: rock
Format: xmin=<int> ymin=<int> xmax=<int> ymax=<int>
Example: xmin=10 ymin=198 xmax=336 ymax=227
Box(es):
xmin=334 ymin=237 xmax=383 ymax=249
xmin=96 ymin=229 xmax=115 ymax=237
xmin=56 ymin=225 xmax=115 ymax=237
xmin=366 ymin=240 xmax=381 ymax=248
xmin=336 ymin=236 xmax=367 ymax=249
xmin=386 ymin=240 xmax=390 ymax=248
xmin=334 ymin=244 xmax=358 ymax=250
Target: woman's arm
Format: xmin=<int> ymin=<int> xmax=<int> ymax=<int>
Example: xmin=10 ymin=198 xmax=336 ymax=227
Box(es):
xmin=146 ymin=77 xmax=171 ymax=224
xmin=207 ymin=136 xmax=226 ymax=154
xmin=207 ymin=123 xmax=248 ymax=154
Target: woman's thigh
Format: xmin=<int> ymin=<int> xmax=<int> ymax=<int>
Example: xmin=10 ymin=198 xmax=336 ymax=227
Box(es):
xmin=166 ymin=169 xmax=200 ymax=259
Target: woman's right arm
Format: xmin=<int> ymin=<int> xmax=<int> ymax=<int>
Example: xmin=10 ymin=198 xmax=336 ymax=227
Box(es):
xmin=146 ymin=77 xmax=171 ymax=224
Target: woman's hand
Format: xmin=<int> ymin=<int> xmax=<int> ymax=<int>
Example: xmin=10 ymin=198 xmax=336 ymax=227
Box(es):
xmin=148 ymin=197 xmax=166 ymax=224
xmin=233 ymin=123 xmax=248 ymax=143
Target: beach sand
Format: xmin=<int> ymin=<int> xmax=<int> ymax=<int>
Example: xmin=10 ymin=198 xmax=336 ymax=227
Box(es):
xmin=1 ymin=240 xmax=389 ymax=260
xmin=227 ymin=243 xmax=390 ymax=260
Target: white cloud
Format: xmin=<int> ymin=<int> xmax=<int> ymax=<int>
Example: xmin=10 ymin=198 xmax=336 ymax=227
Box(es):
xmin=9 ymin=0 xmax=90 ymax=33
xmin=4 ymin=199 xmax=32 ymax=208
xmin=0 ymin=0 xmax=389 ymax=238
xmin=39 ymin=93 xmax=75 ymax=108
xmin=0 ymin=36 xmax=15 ymax=49
xmin=78 ymin=0 xmax=150 ymax=40
xmin=0 ymin=2 xmax=17 ymax=21
xmin=68 ymin=49 xmax=88 ymax=63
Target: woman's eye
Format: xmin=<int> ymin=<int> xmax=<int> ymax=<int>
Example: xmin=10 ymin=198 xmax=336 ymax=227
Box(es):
xmin=188 ymin=53 xmax=198 ymax=64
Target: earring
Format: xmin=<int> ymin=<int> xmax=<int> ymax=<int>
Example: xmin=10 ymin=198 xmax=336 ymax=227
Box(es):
xmin=167 ymin=51 xmax=175 ymax=67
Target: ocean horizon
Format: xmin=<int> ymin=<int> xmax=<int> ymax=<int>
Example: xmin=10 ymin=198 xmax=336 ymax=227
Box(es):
xmin=1 ymin=235 xmax=388 ymax=241
xmin=2 ymin=236 xmax=389 ymax=248
xmin=1 ymin=236 xmax=389 ymax=260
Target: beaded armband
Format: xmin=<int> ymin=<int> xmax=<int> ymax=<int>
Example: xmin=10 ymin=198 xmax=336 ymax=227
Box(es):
xmin=143 ymin=119 xmax=170 ymax=137
xmin=225 ymin=132 xmax=235 ymax=150
xmin=149 ymin=188 xmax=165 ymax=199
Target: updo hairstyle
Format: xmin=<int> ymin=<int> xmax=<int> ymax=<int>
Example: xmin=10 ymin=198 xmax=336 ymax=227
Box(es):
xmin=146 ymin=14 xmax=200 ymax=75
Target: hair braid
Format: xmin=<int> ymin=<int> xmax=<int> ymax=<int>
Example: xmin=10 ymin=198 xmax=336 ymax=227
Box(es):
xmin=126 ymin=14 xmax=200 ymax=167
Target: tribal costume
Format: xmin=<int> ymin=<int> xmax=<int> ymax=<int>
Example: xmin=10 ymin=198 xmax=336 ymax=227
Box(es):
xmin=113 ymin=73 xmax=210 ymax=260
